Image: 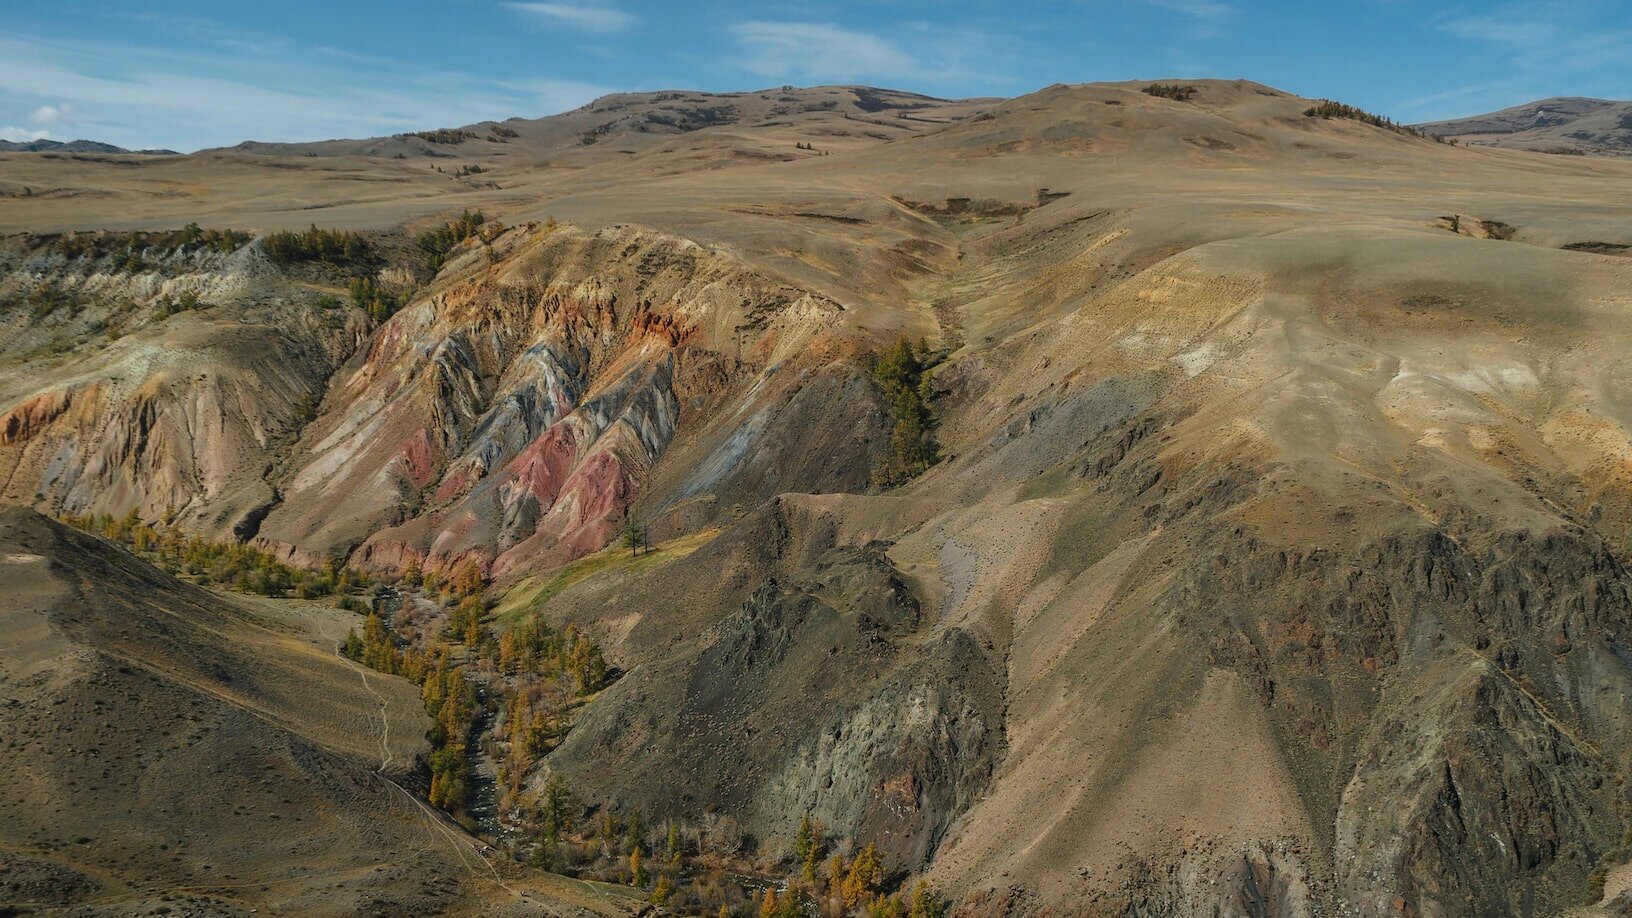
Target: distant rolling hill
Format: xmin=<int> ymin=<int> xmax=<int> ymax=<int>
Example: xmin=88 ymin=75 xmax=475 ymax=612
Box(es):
xmin=0 ymin=138 xmax=178 ymax=155
xmin=207 ymin=85 xmax=996 ymax=162
xmin=1416 ymin=97 xmax=1632 ymax=156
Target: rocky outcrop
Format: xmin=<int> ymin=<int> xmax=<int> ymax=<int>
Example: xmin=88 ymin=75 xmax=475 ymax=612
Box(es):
xmin=537 ymin=501 xmax=1004 ymax=867
xmin=260 ymin=223 xmax=883 ymax=578
xmin=0 ymin=238 xmax=358 ymax=537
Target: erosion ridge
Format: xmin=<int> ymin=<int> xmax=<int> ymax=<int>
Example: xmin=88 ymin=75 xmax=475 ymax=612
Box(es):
xmin=3 ymin=77 xmax=1632 ymax=915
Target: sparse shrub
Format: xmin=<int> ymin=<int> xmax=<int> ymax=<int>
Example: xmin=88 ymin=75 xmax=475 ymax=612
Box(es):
xmin=157 ymin=289 xmax=204 ymax=318
xmin=45 ymin=225 xmax=249 ymax=262
xmin=27 ymin=284 xmax=70 ymax=320
xmin=348 ymin=275 xmax=400 ymax=322
xmin=1303 ymin=99 xmax=1446 ymax=142
xmin=406 ymin=128 xmax=478 ymax=145
xmin=909 ymin=881 xmax=948 ymax=918
xmin=416 ymin=210 xmax=486 ymax=273
xmin=342 ymin=627 xmax=364 ymax=660
xmin=1144 ymin=83 xmax=1197 ymax=102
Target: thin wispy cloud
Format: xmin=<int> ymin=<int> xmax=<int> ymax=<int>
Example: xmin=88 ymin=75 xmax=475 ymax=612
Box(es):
xmin=729 ymin=21 xmax=919 ymax=83
xmin=0 ymin=30 xmax=612 ymax=151
xmin=1144 ymin=0 xmax=1233 ymax=22
xmin=1404 ymin=0 xmax=1632 ymax=119
xmin=1437 ymin=1 xmax=1632 ymax=73
xmin=506 ymin=2 xmax=636 ymax=33
xmin=1398 ymin=80 xmax=1529 ymax=114
xmin=1141 ymin=0 xmax=1233 ymax=40
xmin=724 ymin=19 xmax=1010 ymax=89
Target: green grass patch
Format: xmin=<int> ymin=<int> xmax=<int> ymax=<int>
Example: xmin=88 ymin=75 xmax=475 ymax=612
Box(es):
xmin=494 ymin=527 xmax=720 ymax=622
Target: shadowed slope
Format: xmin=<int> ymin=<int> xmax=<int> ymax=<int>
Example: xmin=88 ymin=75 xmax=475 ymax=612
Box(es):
xmin=0 ymin=506 xmax=632 ymax=916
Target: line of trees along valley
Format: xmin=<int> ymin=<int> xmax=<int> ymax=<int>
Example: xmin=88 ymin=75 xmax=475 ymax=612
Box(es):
xmin=343 ymin=559 xmax=950 ymax=915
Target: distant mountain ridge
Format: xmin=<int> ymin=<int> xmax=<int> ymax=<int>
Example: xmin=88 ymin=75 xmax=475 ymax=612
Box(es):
xmin=203 ymin=85 xmax=996 ymax=160
xmin=1416 ymin=97 xmax=1632 ymax=156
xmin=0 ymin=138 xmax=179 ymax=155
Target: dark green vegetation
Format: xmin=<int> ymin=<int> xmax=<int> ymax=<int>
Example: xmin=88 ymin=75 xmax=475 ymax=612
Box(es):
xmin=1304 ymin=99 xmax=1413 ymax=133
xmin=1306 ymin=99 xmax=1458 ymax=143
xmin=156 ymin=289 xmax=205 ymax=317
xmin=24 ymin=283 xmax=78 ymax=321
xmin=262 ymin=224 xmax=373 ymax=268
xmin=22 ymin=224 xmax=252 ymax=275
xmin=406 ymin=128 xmax=479 ymax=145
xmin=60 ymin=510 xmax=372 ymax=600
xmin=346 ymin=610 xmax=480 ymax=810
xmin=509 ymin=786 xmax=950 ymax=914
xmin=870 ymin=338 xmax=941 ymax=488
xmin=1144 ymin=83 xmax=1198 ymax=102
xmin=416 ymin=209 xmax=487 ymax=273
xmin=348 ymin=276 xmax=400 ymax=322
xmin=1564 ymin=241 xmax=1631 ymax=256
xmin=343 ymin=567 xmax=611 ymax=823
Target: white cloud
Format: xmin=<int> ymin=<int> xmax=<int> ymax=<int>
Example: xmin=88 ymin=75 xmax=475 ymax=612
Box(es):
xmin=28 ymin=104 xmax=72 ymax=125
xmin=506 ymin=2 xmax=636 ymax=33
xmin=729 ymin=21 xmax=922 ymax=83
xmin=0 ymin=32 xmax=616 ymax=151
xmin=1 ymin=126 xmax=55 ymax=143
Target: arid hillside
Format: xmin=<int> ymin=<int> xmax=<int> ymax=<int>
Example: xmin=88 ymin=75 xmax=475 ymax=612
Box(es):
xmin=4 ymin=78 xmax=1632 ymax=916
xmin=1418 ymin=97 xmax=1632 ymax=157
xmin=0 ymin=506 xmax=645 ymax=916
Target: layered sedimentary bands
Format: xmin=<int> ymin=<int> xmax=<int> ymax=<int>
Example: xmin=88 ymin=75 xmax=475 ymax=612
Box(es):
xmin=5 ymin=80 xmax=1632 ymax=915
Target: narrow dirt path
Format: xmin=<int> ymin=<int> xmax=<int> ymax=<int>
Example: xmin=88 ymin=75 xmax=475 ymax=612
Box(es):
xmin=320 ymin=615 xmax=393 ymax=771
xmin=316 ymin=608 xmax=536 ymax=904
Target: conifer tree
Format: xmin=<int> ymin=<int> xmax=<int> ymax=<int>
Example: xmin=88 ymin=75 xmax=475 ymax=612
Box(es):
xmin=629 ymin=846 xmax=648 ymax=887
xmin=796 ymin=812 xmax=814 ymax=865
xmin=540 ymin=773 xmax=574 ymax=841
xmin=909 ymin=881 xmax=946 ymax=918
xmin=625 ymin=807 xmax=646 ymax=855
xmin=826 ymin=853 xmax=847 ymax=899
xmin=666 ymin=822 xmax=683 ymax=869
xmin=843 ymin=844 xmax=883 ymax=909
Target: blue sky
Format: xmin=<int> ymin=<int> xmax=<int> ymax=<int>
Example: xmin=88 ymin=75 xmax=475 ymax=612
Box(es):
xmin=2 ymin=1 xmax=1628 ymax=152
